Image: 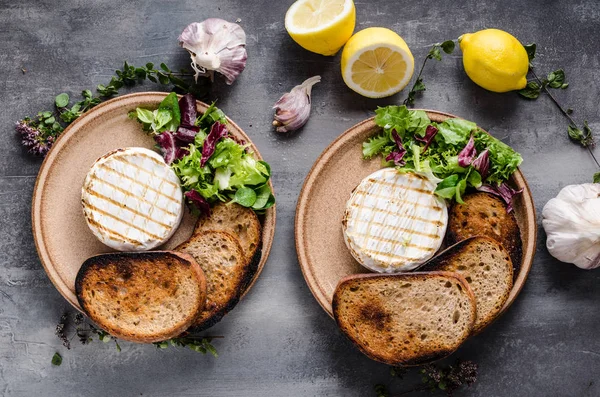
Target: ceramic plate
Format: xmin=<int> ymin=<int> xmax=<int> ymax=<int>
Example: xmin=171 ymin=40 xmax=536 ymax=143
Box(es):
xmin=32 ymin=92 xmax=276 ymax=310
xmin=295 ymin=110 xmax=536 ymax=320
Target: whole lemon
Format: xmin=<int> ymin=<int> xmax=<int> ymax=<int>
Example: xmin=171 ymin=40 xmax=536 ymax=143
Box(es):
xmin=459 ymin=29 xmax=529 ymax=93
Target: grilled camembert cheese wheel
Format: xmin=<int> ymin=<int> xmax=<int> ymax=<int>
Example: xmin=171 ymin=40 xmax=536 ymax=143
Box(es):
xmin=342 ymin=169 xmax=448 ymax=273
xmin=82 ymin=147 xmax=184 ymax=251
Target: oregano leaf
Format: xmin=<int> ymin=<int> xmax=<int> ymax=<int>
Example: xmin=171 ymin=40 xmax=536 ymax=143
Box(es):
xmin=441 ymin=40 xmax=455 ymax=54
xmin=55 ymin=93 xmax=69 ymax=108
xmin=524 ymin=43 xmax=536 ymax=62
xmin=518 ymin=81 xmax=541 ymax=99
xmin=51 ymin=352 xmax=62 ymax=366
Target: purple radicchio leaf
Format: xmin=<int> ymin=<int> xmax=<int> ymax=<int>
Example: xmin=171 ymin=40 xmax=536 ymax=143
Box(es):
xmin=415 ymin=125 xmax=438 ymax=153
xmin=178 ymin=93 xmax=197 ymax=127
xmin=154 ymin=131 xmax=177 ymax=165
xmin=184 ymin=190 xmax=211 ymax=217
xmin=458 ymin=134 xmax=477 ymax=167
xmin=385 ymin=129 xmax=407 ymax=166
xmin=272 ymin=75 xmax=321 ymax=133
xmin=201 ymin=122 xmax=228 ymax=166
xmin=471 ymin=149 xmax=490 ymax=180
xmin=477 ymin=182 xmax=524 ymax=213
xmin=176 ymin=146 xmax=189 ymax=160
xmin=175 ymin=125 xmax=200 ymax=143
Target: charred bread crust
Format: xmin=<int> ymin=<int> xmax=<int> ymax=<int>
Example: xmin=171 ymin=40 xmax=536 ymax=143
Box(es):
xmin=75 ymin=251 xmax=206 ymax=343
xmin=332 ymin=272 xmax=476 ymax=367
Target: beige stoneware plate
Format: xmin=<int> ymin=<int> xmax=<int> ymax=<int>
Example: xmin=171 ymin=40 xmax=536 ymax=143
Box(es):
xmin=32 ymin=92 xmax=276 ymax=310
xmin=295 ymin=110 xmax=536 ymax=321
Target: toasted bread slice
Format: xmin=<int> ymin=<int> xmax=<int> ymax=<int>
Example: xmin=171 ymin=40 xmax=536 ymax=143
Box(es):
xmin=333 ymin=272 xmax=476 ymax=366
xmin=75 ymin=251 xmax=206 ymax=343
xmin=196 ymin=202 xmax=261 ymax=265
xmin=419 ymin=236 xmax=513 ymax=333
xmin=176 ymin=231 xmax=250 ymax=331
xmin=447 ymin=192 xmax=522 ymax=272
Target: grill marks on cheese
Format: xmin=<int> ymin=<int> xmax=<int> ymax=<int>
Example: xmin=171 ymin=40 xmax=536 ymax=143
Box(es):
xmin=343 ymin=169 xmax=448 ymax=272
xmin=82 ymin=148 xmax=183 ymax=251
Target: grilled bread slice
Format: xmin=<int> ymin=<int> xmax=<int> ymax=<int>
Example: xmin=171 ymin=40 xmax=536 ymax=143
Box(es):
xmin=447 ymin=192 xmax=522 ymax=271
xmin=75 ymin=251 xmax=206 ymax=343
xmin=195 ymin=202 xmax=261 ymax=265
xmin=419 ymin=236 xmax=513 ymax=334
xmin=333 ymin=272 xmax=476 ymax=366
xmin=176 ymin=231 xmax=250 ymax=331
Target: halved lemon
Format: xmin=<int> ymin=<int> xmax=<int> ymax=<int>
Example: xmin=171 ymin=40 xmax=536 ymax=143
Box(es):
xmin=285 ymin=0 xmax=356 ymax=56
xmin=341 ymin=27 xmax=414 ymax=98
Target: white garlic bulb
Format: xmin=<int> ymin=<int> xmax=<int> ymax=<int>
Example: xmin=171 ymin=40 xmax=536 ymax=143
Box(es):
xmin=542 ymin=183 xmax=600 ymax=269
xmin=178 ymin=19 xmax=247 ymax=85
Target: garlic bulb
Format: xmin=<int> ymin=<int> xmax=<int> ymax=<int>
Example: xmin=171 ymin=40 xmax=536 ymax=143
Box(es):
xmin=542 ymin=183 xmax=600 ymax=269
xmin=178 ymin=19 xmax=247 ymax=85
xmin=272 ymin=76 xmax=321 ymax=133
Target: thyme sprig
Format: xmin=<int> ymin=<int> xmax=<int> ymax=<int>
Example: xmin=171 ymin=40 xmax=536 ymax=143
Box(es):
xmin=154 ymin=335 xmax=221 ymax=357
xmin=53 ymin=311 xmax=220 ymax=362
xmin=374 ymin=359 xmax=478 ymax=397
xmin=55 ymin=312 xmax=121 ymax=352
xmin=18 ymin=61 xmax=206 ymax=156
xmin=517 ymin=43 xmax=599 ymax=179
xmin=403 ymin=40 xmax=456 ymax=106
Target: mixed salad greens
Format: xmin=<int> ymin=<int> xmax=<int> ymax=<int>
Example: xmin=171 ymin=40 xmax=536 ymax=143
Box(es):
xmin=363 ymin=105 xmax=523 ymax=209
xmin=130 ymin=92 xmax=275 ymax=214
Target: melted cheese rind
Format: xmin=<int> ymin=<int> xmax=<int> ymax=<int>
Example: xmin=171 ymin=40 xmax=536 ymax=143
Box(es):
xmin=82 ymin=148 xmax=184 ymax=251
xmin=343 ymin=168 xmax=448 ymax=273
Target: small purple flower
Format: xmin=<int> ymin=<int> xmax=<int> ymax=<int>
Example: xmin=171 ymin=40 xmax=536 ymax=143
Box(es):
xmin=16 ymin=119 xmax=54 ymax=156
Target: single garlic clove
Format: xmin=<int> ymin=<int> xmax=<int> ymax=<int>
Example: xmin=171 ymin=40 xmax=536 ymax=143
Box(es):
xmin=272 ymin=76 xmax=321 ymax=133
xmin=178 ymin=19 xmax=247 ymax=85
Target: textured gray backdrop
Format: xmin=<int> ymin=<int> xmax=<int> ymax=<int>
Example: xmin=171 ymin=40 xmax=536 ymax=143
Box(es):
xmin=1 ymin=0 xmax=599 ymax=396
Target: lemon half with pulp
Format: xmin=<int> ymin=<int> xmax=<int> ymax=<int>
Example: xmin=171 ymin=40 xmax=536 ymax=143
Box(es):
xmin=285 ymin=0 xmax=356 ymax=56
xmin=341 ymin=27 xmax=414 ymax=98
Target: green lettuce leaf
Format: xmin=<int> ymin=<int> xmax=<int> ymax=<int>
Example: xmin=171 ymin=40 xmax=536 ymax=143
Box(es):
xmin=435 ymin=118 xmax=477 ymax=145
xmin=158 ymin=92 xmax=181 ymax=132
xmin=196 ymin=102 xmax=227 ymax=130
xmin=374 ymin=105 xmax=410 ymax=132
xmin=363 ymin=105 xmax=522 ymax=203
xmin=362 ymin=133 xmax=392 ymax=159
xmin=407 ymin=110 xmax=430 ymax=137
xmin=474 ymin=130 xmax=523 ymax=183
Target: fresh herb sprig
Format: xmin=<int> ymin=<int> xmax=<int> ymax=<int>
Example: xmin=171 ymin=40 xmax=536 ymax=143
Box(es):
xmin=154 ymin=335 xmax=221 ymax=357
xmin=404 ymin=40 xmax=456 ymax=106
xmin=53 ymin=311 xmax=220 ymax=362
xmin=374 ymin=359 xmax=478 ymax=397
xmin=51 ymin=352 xmax=62 ymax=366
xmin=55 ymin=312 xmax=121 ymax=352
xmin=517 ymin=44 xmax=600 ymax=179
xmin=17 ymin=61 xmax=204 ymax=156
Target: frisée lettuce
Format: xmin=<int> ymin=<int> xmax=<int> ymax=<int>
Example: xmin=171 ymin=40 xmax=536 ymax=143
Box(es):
xmin=130 ymin=93 xmax=275 ymax=214
xmin=363 ymin=105 xmax=523 ymax=204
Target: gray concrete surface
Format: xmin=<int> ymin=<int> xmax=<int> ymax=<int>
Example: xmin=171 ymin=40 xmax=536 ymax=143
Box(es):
xmin=1 ymin=0 xmax=599 ymax=396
